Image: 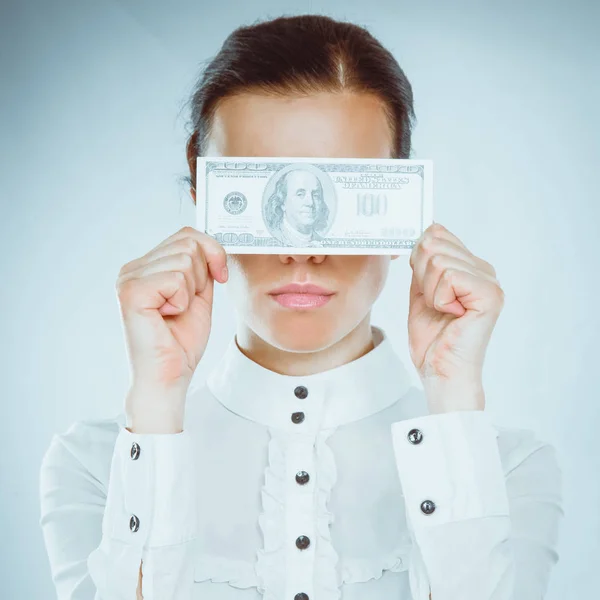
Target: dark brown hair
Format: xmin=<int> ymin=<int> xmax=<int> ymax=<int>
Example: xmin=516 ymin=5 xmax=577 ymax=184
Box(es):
xmin=183 ymin=14 xmax=416 ymax=202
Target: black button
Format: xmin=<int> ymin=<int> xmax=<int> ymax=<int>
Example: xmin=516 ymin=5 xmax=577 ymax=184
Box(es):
xmin=295 ymin=535 xmax=311 ymax=550
xmin=291 ymin=412 xmax=305 ymax=424
xmin=130 ymin=442 xmax=141 ymax=460
xmin=129 ymin=514 xmax=140 ymax=532
xmin=295 ymin=471 xmax=310 ymax=485
xmin=407 ymin=428 xmax=423 ymax=444
xmin=294 ymin=385 xmax=308 ymax=399
xmin=295 ymin=594 xmax=309 ymax=600
xmin=420 ymin=500 xmax=436 ymax=515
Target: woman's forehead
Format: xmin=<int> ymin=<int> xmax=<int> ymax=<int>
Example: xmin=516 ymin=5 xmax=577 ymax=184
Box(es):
xmin=206 ymin=90 xmax=393 ymax=159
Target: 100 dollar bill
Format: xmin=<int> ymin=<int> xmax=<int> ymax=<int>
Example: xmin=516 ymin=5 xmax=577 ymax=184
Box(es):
xmin=196 ymin=156 xmax=433 ymax=255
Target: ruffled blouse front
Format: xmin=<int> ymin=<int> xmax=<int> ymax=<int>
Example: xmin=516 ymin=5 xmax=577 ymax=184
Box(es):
xmin=255 ymin=428 xmax=338 ymax=598
xmin=253 ymin=425 xmax=418 ymax=599
xmin=184 ymin=388 xmax=422 ymax=600
xmin=183 ymin=325 xmax=421 ymax=599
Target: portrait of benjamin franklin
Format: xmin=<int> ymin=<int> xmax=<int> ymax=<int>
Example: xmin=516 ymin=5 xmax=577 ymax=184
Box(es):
xmin=263 ymin=167 xmax=331 ymax=247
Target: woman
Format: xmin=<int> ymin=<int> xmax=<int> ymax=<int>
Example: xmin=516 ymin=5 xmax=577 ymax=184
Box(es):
xmin=39 ymin=14 xmax=563 ymax=600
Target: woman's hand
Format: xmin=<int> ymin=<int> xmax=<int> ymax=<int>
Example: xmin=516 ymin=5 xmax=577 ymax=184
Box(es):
xmin=116 ymin=226 xmax=228 ymax=432
xmin=407 ymin=222 xmax=504 ymax=414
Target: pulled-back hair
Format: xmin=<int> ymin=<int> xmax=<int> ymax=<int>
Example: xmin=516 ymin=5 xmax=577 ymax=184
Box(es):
xmin=183 ymin=14 xmax=416 ymax=202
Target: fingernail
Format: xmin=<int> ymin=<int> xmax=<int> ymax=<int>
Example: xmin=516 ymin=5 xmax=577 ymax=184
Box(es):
xmin=221 ymin=266 xmax=228 ymax=281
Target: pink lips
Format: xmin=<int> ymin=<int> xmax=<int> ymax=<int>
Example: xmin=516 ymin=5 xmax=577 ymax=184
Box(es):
xmin=268 ymin=283 xmax=335 ymax=309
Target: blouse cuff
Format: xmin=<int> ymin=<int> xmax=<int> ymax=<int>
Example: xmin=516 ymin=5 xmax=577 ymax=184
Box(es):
xmin=390 ymin=410 xmax=509 ymax=529
xmin=102 ymin=426 xmax=198 ymax=549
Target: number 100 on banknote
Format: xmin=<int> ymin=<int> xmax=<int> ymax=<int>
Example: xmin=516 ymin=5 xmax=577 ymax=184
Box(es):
xmin=196 ymin=156 xmax=433 ymax=255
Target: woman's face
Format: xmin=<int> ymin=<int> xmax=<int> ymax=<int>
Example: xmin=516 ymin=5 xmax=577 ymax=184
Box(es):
xmin=201 ymin=90 xmax=399 ymax=352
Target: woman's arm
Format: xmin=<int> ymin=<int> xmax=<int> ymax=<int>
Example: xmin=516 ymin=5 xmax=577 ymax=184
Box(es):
xmin=137 ymin=563 xmax=143 ymax=599
xmin=39 ymin=419 xmax=199 ymax=599
xmin=391 ymin=409 xmax=563 ymax=599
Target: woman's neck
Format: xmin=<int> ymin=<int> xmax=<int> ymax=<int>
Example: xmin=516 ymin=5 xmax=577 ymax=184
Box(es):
xmin=234 ymin=315 xmax=375 ymax=376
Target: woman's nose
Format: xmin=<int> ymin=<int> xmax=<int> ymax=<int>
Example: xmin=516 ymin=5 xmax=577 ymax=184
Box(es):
xmin=278 ymin=253 xmax=326 ymax=264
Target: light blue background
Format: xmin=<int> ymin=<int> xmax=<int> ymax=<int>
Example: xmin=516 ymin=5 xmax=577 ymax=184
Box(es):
xmin=1 ymin=0 xmax=598 ymax=597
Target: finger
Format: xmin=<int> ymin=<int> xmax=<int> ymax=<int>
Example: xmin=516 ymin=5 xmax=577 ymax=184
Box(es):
xmin=154 ymin=226 xmax=228 ymax=283
xmin=433 ymin=268 xmax=504 ymax=316
xmin=143 ymin=237 xmax=210 ymax=297
xmin=121 ymin=227 xmax=228 ymax=284
xmin=423 ymin=223 xmax=496 ymax=277
xmin=120 ymin=251 xmax=207 ymax=312
xmin=427 ymin=222 xmax=469 ymax=251
xmin=422 ymin=254 xmax=497 ymax=311
xmin=117 ymin=270 xmax=190 ymax=317
xmin=411 ymin=223 xmax=470 ymax=269
xmin=411 ymin=235 xmax=488 ymax=293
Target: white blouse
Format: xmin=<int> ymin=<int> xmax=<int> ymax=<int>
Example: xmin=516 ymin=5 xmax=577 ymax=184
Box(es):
xmin=39 ymin=326 xmax=564 ymax=600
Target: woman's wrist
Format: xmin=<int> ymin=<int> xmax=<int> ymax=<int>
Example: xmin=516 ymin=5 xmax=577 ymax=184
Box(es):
xmin=125 ymin=384 xmax=188 ymax=434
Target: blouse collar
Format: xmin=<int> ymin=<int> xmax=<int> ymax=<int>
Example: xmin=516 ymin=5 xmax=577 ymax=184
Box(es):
xmin=206 ymin=326 xmax=413 ymax=433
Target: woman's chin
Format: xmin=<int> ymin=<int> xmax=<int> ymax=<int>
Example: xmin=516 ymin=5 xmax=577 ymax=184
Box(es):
xmin=263 ymin=319 xmax=340 ymax=353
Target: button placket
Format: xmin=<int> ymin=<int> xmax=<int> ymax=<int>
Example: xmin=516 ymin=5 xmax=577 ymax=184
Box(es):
xmin=407 ymin=427 xmax=437 ymax=516
xmin=120 ymin=431 xmax=152 ymax=547
xmin=129 ymin=439 xmax=142 ymax=534
xmin=290 ymin=383 xmax=310 ymax=426
xmin=129 ymin=441 xmax=142 ymax=532
xmin=286 ymin=436 xmax=316 ymax=599
xmin=284 ymin=384 xmax=325 ymax=600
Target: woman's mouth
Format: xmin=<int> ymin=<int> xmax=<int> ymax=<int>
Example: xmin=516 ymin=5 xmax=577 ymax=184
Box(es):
xmin=270 ymin=293 xmax=333 ymax=309
xmin=268 ymin=282 xmax=335 ymax=309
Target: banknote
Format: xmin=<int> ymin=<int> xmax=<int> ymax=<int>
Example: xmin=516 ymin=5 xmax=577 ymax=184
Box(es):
xmin=196 ymin=156 xmax=433 ymax=255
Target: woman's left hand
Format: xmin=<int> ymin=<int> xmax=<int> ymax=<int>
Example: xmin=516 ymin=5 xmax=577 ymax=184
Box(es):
xmin=407 ymin=222 xmax=505 ymax=414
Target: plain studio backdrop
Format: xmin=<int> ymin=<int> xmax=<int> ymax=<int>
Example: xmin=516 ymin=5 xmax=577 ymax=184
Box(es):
xmin=1 ymin=0 xmax=598 ymax=597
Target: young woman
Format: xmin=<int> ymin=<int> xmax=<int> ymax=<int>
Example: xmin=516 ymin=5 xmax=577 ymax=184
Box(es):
xmin=39 ymin=14 xmax=563 ymax=600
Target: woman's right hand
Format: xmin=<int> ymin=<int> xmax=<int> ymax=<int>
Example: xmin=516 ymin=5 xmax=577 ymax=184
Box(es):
xmin=115 ymin=226 xmax=228 ymax=432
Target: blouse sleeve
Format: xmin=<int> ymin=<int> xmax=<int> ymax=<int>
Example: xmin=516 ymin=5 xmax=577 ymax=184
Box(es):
xmin=39 ymin=420 xmax=199 ymax=599
xmin=390 ymin=409 xmax=564 ymax=600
